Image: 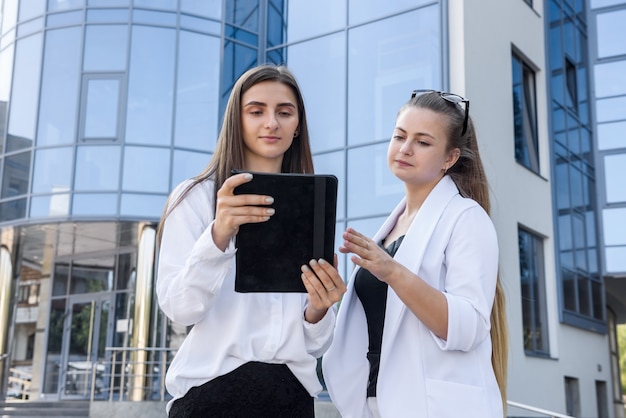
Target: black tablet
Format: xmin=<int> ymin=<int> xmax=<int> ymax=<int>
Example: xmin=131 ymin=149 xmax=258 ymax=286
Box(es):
xmin=232 ymin=170 xmax=338 ymax=293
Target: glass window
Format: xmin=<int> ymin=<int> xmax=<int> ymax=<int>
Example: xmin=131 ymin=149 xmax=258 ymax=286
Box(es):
xmin=32 ymin=147 xmax=73 ymax=193
xmin=224 ymin=0 xmax=259 ymax=31
xmin=0 ymin=45 xmax=15 ymax=154
xmin=597 ymin=121 xmax=626 ymax=150
xmin=0 ymin=198 xmax=27 ymax=221
xmin=347 ymin=143 xmax=403 ymax=218
xmin=512 ymin=53 xmax=539 ymax=173
xmin=591 ymin=0 xmax=626 ymax=7
xmin=75 ymin=146 xmax=121 ymax=191
xmin=596 ymin=10 xmax=626 ymax=58
xmin=519 ymin=228 xmax=549 ymax=356
xmin=82 ymin=77 xmax=122 ymax=139
xmin=267 ymin=0 xmax=285 ymax=47
xmin=37 ymin=27 xmax=82 ymax=147
xmin=288 ymin=33 xmax=346 ymax=153
xmin=84 ymin=25 xmax=128 ymax=71
xmin=7 ymin=33 xmax=43 ymax=151
xmin=286 ymin=0 xmax=345 ymax=42
xmin=17 ymin=17 xmax=44 ymax=38
xmin=125 ymin=26 xmax=176 ymax=145
xmin=132 ymin=9 xmax=177 ymax=26
xmin=43 ymin=298 xmax=66 ymax=392
xmin=594 ymin=61 xmax=626 ymax=98
xmin=70 ymin=257 xmax=115 ymax=294
xmin=122 ymin=146 xmax=170 ymax=193
xmin=604 ymin=154 xmax=626 ymax=203
xmin=88 ymin=0 xmax=129 ymax=6
xmin=120 ymin=193 xmax=166 ymax=218
xmin=220 ymin=42 xmax=257 ymax=116
xmin=348 ymin=7 xmax=440 ymax=146
xmin=30 ymin=194 xmax=70 ymax=217
xmin=47 ymin=0 xmax=85 ymax=12
xmin=348 ymin=0 xmax=431 ymax=26
xmin=46 ymin=10 xmax=82 ymax=27
xmin=603 ymin=208 xmax=626 ymax=246
xmin=72 ymin=193 xmax=118 ymax=216
xmin=179 ymin=15 xmax=221 ymax=34
xmin=2 ymin=0 xmax=18 ymax=35
xmin=175 ymin=31 xmax=220 ymax=151
xmin=596 ymin=96 xmax=626 ymax=123
xmin=606 ymin=247 xmax=626 ymax=273
xmin=1 ymin=151 xmax=31 ymax=197
xmin=172 ymin=149 xmax=210 ymax=190
xmin=133 ymin=0 xmax=177 ymax=10
xmin=313 ymin=151 xmax=345 ymax=220
xmin=18 ymin=0 xmax=46 ymax=22
xmin=181 ymin=0 xmax=222 ymax=19
xmin=86 ymin=9 xmax=129 ymax=22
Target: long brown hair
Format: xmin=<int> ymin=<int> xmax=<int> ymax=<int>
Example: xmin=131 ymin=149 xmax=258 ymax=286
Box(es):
xmin=157 ymin=64 xmax=314 ymax=244
xmin=404 ymin=92 xmax=509 ymax=413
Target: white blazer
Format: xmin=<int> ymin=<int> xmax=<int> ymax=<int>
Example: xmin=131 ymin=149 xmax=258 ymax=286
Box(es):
xmin=322 ymin=176 xmax=503 ymax=418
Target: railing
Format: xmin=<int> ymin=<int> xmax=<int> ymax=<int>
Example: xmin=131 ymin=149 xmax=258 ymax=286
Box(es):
xmin=89 ymin=347 xmax=172 ymax=402
xmin=507 ymin=400 xmax=574 ymax=418
xmin=7 ymin=367 xmax=32 ymax=400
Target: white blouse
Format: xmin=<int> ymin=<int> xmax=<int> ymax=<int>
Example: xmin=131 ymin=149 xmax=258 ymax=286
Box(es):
xmin=156 ymin=178 xmax=335 ymax=413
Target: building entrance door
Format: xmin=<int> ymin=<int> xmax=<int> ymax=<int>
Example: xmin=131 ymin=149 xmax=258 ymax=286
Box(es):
xmin=59 ymin=294 xmax=113 ymax=400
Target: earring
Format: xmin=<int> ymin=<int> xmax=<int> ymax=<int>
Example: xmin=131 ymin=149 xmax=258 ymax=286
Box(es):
xmin=293 ymin=130 xmax=299 ymax=138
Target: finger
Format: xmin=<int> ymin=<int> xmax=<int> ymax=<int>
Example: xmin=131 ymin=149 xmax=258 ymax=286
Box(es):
xmin=301 ymin=270 xmax=331 ymax=306
xmin=220 ymin=173 xmax=275 ymax=206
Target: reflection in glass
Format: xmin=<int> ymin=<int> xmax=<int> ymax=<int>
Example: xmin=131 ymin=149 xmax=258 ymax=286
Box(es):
xmin=172 ymin=150 xmax=210 ymax=189
xmin=122 ymin=146 xmax=170 ymax=193
xmin=224 ymin=0 xmax=259 ymax=31
xmin=606 ymin=247 xmax=626 ymax=273
xmin=180 ymin=15 xmax=221 ymax=34
xmin=288 ymin=33 xmax=346 ymax=153
xmin=32 ymin=147 xmax=73 ymax=193
xmin=598 ymin=121 xmax=626 ymax=150
xmin=596 ymin=96 xmax=626 ymax=123
xmin=221 ymin=42 xmax=257 ymax=115
xmin=132 ymin=9 xmax=177 ymax=26
xmin=53 ymin=263 xmax=70 ymax=297
xmin=594 ymin=61 xmax=626 ymax=98
xmin=348 ymin=0 xmax=430 ymax=25
xmin=313 ymin=151 xmax=345 ymax=220
xmin=84 ymin=25 xmax=128 ymax=71
xmin=1 ymin=151 xmax=31 ymax=197
xmin=286 ymin=0 xmax=344 ymax=42
xmin=125 ymin=26 xmax=175 ymax=145
xmin=37 ymin=27 xmax=81 ymax=146
xmin=175 ymin=31 xmax=220 ymax=151
xmin=30 ymin=194 xmax=70 ymax=218
xmin=86 ymin=8 xmax=129 ymax=22
xmin=596 ymin=10 xmax=626 ymax=58
xmin=46 ymin=10 xmax=82 ymax=27
xmin=88 ymin=0 xmax=129 ymax=6
xmin=605 ymin=154 xmax=626 ymax=203
xmin=603 ymin=208 xmax=626 ymax=246
xmin=348 ymin=8 xmax=440 ymax=145
xmin=7 ymin=33 xmax=43 ymax=150
xmin=17 ymin=17 xmax=44 ymax=37
xmin=75 ymin=146 xmax=121 ymax=190
xmin=134 ymin=0 xmax=177 ymax=9
xmin=120 ymin=193 xmax=166 ymax=218
xmin=84 ymin=79 xmax=121 ymax=138
xmin=47 ymin=0 xmax=85 ymax=12
xmin=347 ymin=144 xmax=402 ymax=218
xmin=0 ymin=198 xmax=26 ymax=221
xmin=181 ymin=0 xmax=222 ymax=19
xmin=43 ymin=298 xmax=66 ymax=393
xmin=72 ymin=193 xmax=118 ymax=216
xmin=2 ymin=0 xmax=18 ymax=35
xmin=70 ymin=259 xmax=115 ymax=294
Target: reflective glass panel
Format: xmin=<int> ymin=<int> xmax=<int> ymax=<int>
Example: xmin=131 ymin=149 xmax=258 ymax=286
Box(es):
xmin=120 ymin=193 xmax=166 ymax=218
xmin=30 ymin=194 xmax=70 ymax=217
xmin=75 ymin=146 xmax=121 ymax=190
xmin=32 ymin=147 xmax=73 ymax=193
xmin=88 ymin=0 xmax=129 ymax=5
xmin=1 ymin=151 xmax=31 ymax=197
xmin=598 ymin=121 xmax=626 ymax=150
xmin=603 ymin=208 xmax=626 ymax=246
xmin=46 ymin=10 xmax=82 ymax=27
xmin=70 ymin=257 xmax=115 ymax=294
xmin=2 ymin=0 xmax=18 ymax=35
xmin=7 ymin=33 xmax=43 ymax=150
xmin=348 ymin=7 xmax=440 ymax=145
xmin=86 ymin=9 xmax=129 ymax=22
xmin=17 ymin=16 xmax=44 ymax=37
xmin=122 ymin=146 xmax=170 ymax=193
xmin=0 ymin=198 xmax=26 ymax=221
xmin=0 ymin=45 xmax=14 ymax=154
xmin=594 ymin=61 xmax=626 ymax=98
xmin=596 ymin=96 xmax=626 ymax=123
xmin=606 ymin=247 xmax=626 ymax=273
xmin=605 ymin=154 xmax=626 ymax=203
xmin=125 ymin=26 xmax=176 ymax=145
xmin=348 ymin=0 xmax=431 ymax=25
xmin=288 ymin=33 xmax=346 ymax=153
xmin=47 ymin=0 xmax=85 ymax=12
xmin=597 ymin=10 xmax=626 ymax=58
xmin=172 ymin=150 xmax=210 ymax=189
xmin=591 ymin=0 xmax=626 ymax=7
xmin=224 ymin=0 xmax=258 ymax=31
xmin=72 ymin=193 xmax=118 ymax=216
xmin=179 ymin=15 xmax=221 ymax=34
xmin=286 ymin=0 xmax=345 ymax=42
xmin=134 ymin=0 xmax=177 ymax=10
xmin=175 ymin=31 xmax=220 ymax=151
xmin=181 ymin=0 xmax=222 ymax=19
xmin=132 ymin=9 xmax=177 ymax=25
xmin=42 ymin=298 xmax=66 ymax=393
xmin=347 ymin=143 xmax=403 ymax=218
xmin=84 ymin=25 xmax=128 ymax=71
xmin=313 ymin=151 xmax=345 ymax=220
xmin=37 ymin=27 xmax=81 ymax=146
xmin=84 ymin=78 xmax=121 ymax=138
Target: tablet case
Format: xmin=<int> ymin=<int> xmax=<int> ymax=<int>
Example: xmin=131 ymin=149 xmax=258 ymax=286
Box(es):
xmin=232 ymin=170 xmax=338 ymax=293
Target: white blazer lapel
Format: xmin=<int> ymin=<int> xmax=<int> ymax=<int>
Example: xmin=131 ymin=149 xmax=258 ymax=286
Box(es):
xmin=383 ymin=176 xmax=460 ymax=340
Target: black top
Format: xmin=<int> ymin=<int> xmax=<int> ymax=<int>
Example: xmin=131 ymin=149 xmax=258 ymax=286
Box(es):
xmin=354 ymin=235 xmax=404 ymax=397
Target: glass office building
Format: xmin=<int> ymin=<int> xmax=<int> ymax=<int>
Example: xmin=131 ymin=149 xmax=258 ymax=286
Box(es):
xmin=0 ymin=0 xmax=624 ymax=416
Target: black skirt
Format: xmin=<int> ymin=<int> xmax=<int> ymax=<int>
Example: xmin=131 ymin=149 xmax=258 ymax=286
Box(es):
xmin=168 ymin=361 xmax=314 ymax=418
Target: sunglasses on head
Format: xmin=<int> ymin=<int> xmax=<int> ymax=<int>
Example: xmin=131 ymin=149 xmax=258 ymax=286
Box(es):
xmin=411 ymin=89 xmax=470 ymax=136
